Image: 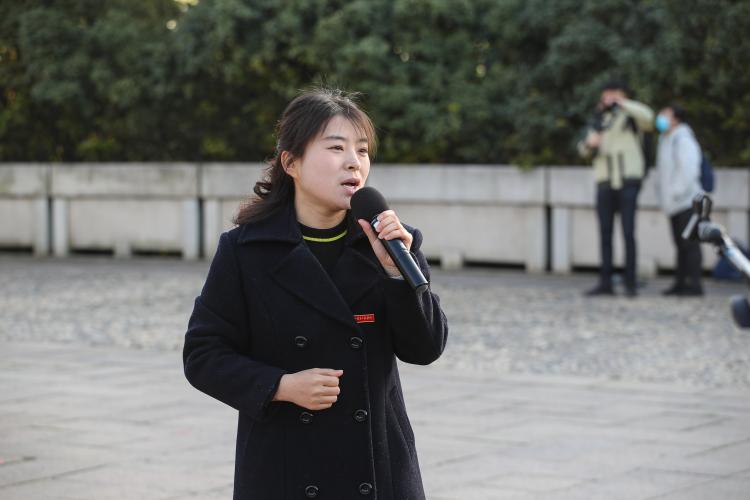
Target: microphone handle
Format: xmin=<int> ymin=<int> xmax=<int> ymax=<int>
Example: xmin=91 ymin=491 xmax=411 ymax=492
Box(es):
xmin=370 ymin=217 xmax=429 ymax=293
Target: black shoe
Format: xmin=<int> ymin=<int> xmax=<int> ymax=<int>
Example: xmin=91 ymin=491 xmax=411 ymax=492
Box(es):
xmin=624 ymin=285 xmax=638 ymax=298
xmin=662 ymin=284 xmax=684 ymax=296
xmin=584 ymin=284 xmax=614 ymax=297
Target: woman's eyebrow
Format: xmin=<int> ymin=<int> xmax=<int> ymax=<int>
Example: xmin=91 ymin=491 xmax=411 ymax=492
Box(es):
xmin=322 ymin=135 xmax=368 ymax=143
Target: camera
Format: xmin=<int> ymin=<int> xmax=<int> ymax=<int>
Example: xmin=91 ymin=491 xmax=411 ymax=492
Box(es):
xmin=591 ymin=102 xmax=619 ymax=132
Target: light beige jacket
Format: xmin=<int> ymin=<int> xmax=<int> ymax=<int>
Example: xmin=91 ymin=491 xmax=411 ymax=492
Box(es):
xmin=578 ymin=99 xmax=655 ymax=189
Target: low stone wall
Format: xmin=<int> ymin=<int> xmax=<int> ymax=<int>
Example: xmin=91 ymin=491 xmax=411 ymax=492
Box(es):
xmin=1 ymin=163 xmax=748 ymax=275
xmin=368 ymin=165 xmax=547 ymax=271
xmin=52 ymin=164 xmax=200 ymax=259
xmin=0 ymin=164 xmax=49 ymax=256
xmin=200 ymin=163 xmax=265 ymax=259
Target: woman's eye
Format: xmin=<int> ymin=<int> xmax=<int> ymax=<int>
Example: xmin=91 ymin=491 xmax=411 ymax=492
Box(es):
xmin=359 ymin=148 xmax=369 ymax=155
xmin=329 ymin=145 xmax=344 ymax=151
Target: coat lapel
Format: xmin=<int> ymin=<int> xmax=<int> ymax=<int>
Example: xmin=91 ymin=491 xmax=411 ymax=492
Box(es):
xmin=241 ymin=203 xmax=384 ymax=331
xmin=331 ymin=244 xmax=382 ymax=309
xmin=270 ymin=242 xmax=359 ymax=332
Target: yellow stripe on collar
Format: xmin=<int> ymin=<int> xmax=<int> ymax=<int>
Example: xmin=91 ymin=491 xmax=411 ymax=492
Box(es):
xmin=302 ymin=230 xmax=348 ymax=243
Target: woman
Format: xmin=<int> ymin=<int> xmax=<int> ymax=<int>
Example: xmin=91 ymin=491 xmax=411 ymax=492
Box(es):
xmin=183 ymin=88 xmax=448 ymax=500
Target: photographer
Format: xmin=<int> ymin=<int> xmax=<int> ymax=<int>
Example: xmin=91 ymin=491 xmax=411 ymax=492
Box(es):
xmin=578 ymin=80 xmax=654 ymax=297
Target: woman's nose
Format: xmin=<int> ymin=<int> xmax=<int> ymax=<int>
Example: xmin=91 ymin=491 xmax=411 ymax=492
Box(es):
xmin=345 ymin=150 xmax=361 ymax=170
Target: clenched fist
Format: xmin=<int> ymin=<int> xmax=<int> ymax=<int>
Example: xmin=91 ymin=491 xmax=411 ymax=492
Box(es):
xmin=273 ymin=368 xmax=343 ymax=411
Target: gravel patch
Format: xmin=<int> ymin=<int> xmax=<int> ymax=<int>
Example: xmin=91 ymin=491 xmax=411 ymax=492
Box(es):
xmin=2 ymin=256 xmax=749 ymax=388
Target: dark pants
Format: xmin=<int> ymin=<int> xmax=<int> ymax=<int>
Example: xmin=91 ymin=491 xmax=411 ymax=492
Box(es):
xmin=669 ymin=208 xmax=703 ymax=289
xmin=596 ymin=181 xmax=640 ymax=289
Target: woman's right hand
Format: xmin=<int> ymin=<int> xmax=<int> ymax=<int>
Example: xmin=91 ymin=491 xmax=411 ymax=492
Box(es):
xmin=273 ymin=368 xmax=343 ymax=411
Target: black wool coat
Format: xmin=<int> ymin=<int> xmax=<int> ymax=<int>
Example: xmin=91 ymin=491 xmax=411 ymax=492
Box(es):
xmin=183 ymin=201 xmax=448 ymax=500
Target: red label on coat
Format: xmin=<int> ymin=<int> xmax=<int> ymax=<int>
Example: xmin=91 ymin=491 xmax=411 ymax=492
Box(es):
xmin=354 ymin=314 xmax=375 ymax=324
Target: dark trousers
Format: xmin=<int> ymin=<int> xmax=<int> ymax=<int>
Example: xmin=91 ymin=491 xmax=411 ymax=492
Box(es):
xmin=596 ymin=181 xmax=640 ymax=289
xmin=669 ymin=208 xmax=703 ymax=289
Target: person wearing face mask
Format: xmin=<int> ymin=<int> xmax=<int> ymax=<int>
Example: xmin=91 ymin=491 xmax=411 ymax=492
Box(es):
xmin=578 ymin=80 xmax=655 ymax=297
xmin=654 ymin=103 xmax=704 ymax=296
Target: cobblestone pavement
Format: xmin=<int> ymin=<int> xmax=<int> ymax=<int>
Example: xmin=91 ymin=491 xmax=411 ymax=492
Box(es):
xmin=1 ymin=256 xmax=750 ymax=499
xmin=2 ymin=256 xmax=749 ymax=387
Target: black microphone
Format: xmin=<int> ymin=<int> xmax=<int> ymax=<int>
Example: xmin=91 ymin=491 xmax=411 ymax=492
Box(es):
xmin=351 ymin=187 xmax=429 ymax=293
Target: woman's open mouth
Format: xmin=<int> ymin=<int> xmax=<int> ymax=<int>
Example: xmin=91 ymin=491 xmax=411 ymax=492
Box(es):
xmin=341 ymin=179 xmax=361 ymax=194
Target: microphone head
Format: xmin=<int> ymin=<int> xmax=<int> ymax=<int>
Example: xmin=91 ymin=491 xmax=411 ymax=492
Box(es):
xmin=350 ymin=186 xmax=389 ymax=222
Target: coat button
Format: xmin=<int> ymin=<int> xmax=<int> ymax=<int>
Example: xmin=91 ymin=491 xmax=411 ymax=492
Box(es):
xmin=294 ymin=336 xmax=309 ymax=349
xmin=353 ymin=409 xmax=368 ymax=423
xmin=305 ymin=485 xmax=319 ymax=498
xmin=359 ymin=482 xmax=373 ymax=495
xmin=350 ymin=336 xmax=363 ymax=350
xmin=300 ymin=411 xmax=314 ymax=424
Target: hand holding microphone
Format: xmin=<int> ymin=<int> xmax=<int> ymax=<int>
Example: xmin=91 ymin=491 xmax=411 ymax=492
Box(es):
xmin=351 ymin=187 xmax=429 ymax=293
xmin=357 ymin=210 xmax=411 ymax=276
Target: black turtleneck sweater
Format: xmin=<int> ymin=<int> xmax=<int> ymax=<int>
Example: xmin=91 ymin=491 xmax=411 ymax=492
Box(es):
xmin=299 ymin=217 xmax=349 ymax=275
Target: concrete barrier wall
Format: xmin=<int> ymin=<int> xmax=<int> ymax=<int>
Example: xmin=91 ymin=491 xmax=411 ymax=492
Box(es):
xmin=200 ymin=163 xmax=265 ymax=259
xmin=1 ymin=163 xmax=747 ymax=275
xmin=0 ymin=164 xmax=200 ymax=258
xmin=0 ymin=164 xmax=50 ymax=255
xmin=45 ymin=164 xmax=200 ymax=258
xmin=368 ymin=165 xmax=547 ymax=271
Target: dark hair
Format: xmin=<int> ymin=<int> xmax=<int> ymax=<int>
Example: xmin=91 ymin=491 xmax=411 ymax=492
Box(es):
xmin=234 ymin=88 xmax=377 ymax=225
xmin=601 ymin=79 xmax=630 ymax=95
xmin=668 ymin=102 xmax=688 ymax=123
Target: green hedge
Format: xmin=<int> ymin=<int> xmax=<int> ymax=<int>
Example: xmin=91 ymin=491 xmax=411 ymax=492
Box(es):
xmin=2 ymin=0 xmax=749 ymax=165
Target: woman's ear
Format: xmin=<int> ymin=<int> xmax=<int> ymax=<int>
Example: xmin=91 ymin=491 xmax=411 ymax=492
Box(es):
xmin=280 ymin=151 xmax=298 ymax=179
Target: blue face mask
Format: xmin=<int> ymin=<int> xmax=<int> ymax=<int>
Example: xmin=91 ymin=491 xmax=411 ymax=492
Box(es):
xmin=655 ymin=114 xmax=670 ymax=133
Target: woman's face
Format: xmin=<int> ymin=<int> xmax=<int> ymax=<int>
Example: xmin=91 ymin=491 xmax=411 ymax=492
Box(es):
xmin=285 ymin=115 xmax=371 ymax=217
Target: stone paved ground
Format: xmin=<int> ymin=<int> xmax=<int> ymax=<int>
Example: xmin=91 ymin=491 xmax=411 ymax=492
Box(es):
xmin=1 ymin=256 xmax=750 ymax=499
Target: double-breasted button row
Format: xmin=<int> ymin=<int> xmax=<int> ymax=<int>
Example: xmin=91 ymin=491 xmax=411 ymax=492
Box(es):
xmin=293 ymin=336 xmax=365 ymax=350
xmin=303 ymin=483 xmax=372 ymax=497
xmin=353 ymin=409 xmax=368 ymax=423
xmin=302 ymin=410 xmax=368 ymax=424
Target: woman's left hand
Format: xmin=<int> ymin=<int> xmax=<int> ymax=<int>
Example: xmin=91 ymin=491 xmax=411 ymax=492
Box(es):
xmin=358 ymin=210 xmax=413 ymax=278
